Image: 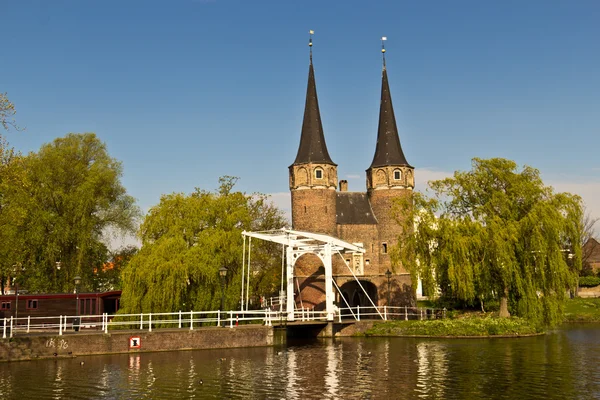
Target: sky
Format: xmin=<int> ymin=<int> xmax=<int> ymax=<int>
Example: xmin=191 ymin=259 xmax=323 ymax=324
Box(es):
xmin=2 ymin=0 xmax=599 ymax=248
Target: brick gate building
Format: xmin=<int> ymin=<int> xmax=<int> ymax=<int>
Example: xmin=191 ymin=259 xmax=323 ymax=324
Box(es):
xmin=288 ymin=41 xmax=415 ymax=311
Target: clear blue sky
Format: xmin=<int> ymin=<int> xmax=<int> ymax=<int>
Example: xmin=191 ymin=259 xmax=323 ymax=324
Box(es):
xmin=3 ymin=0 xmax=600 ymax=235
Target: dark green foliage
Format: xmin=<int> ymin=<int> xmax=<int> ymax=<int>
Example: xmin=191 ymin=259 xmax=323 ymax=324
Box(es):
xmin=0 ymin=133 xmax=140 ymax=293
xmin=364 ymin=315 xmax=540 ymax=337
xmin=578 ymin=276 xmax=600 ymax=287
xmin=119 ymin=177 xmax=287 ymax=314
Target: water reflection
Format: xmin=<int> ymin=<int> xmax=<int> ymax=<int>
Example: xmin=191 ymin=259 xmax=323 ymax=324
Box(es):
xmin=286 ymin=348 xmax=299 ymax=399
xmin=325 ymin=341 xmax=339 ymax=398
xmin=1 ymin=325 xmax=600 ymax=399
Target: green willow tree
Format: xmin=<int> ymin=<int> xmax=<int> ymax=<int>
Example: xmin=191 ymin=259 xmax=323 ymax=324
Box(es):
xmin=0 ymin=136 xmax=26 ymax=292
xmin=1 ymin=133 xmax=140 ymax=293
xmin=119 ymin=177 xmax=287 ymax=314
xmin=0 ymin=92 xmax=25 ymax=291
xmin=394 ymin=158 xmax=582 ymax=326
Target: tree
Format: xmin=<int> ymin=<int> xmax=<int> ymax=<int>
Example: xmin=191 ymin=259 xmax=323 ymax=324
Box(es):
xmin=395 ymin=158 xmax=582 ymax=326
xmin=119 ymin=177 xmax=287 ymax=314
xmin=0 ymin=92 xmax=21 ymax=132
xmin=581 ymin=207 xmax=599 ymax=276
xmin=0 ymin=133 xmax=140 ymax=293
xmin=94 ymin=245 xmax=139 ymax=291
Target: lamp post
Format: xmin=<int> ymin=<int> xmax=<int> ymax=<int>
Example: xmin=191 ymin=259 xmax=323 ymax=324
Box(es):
xmin=385 ymin=269 xmax=392 ymax=306
xmin=74 ymin=276 xmax=81 ymax=316
xmin=219 ymin=267 xmax=228 ymax=327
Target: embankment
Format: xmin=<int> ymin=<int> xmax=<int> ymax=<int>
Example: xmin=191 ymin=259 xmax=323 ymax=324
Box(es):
xmin=0 ymin=325 xmax=273 ymax=362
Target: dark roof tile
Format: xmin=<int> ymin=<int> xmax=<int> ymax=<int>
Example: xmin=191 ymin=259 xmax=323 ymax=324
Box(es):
xmin=336 ymin=192 xmax=377 ymax=225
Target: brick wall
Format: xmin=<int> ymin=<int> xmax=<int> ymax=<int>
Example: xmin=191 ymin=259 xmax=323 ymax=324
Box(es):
xmin=291 ymin=189 xmax=337 ymax=236
xmin=0 ymin=326 xmax=273 ymax=362
xmin=368 ymin=189 xmax=412 ymax=274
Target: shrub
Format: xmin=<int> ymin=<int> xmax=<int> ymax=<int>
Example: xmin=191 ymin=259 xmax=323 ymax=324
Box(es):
xmin=579 ymin=276 xmax=600 ymax=287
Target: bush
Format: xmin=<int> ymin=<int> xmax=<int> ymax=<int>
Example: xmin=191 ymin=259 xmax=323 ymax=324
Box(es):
xmin=363 ymin=314 xmax=541 ymax=337
xmin=579 ymin=276 xmax=600 ymax=287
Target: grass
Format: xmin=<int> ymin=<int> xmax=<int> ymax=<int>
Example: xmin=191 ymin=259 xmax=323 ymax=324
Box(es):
xmin=563 ymin=298 xmax=600 ymax=323
xmin=363 ymin=314 xmax=541 ymax=337
xmin=358 ymin=297 xmax=600 ymax=338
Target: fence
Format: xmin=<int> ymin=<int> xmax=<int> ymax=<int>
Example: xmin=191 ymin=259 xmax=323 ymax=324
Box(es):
xmin=1 ymin=306 xmax=445 ymax=338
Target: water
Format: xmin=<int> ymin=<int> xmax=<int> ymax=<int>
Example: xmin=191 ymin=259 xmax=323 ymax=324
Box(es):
xmin=1 ymin=324 xmax=599 ymax=399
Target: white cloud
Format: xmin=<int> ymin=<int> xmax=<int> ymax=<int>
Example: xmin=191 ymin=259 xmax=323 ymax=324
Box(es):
xmin=416 ymin=168 xmax=600 ymax=235
xmin=414 ymin=168 xmax=453 ymax=190
xmin=266 ymin=192 xmax=292 ymax=223
xmin=102 ymin=229 xmax=141 ymax=252
xmin=549 ymin=180 xmax=600 ymax=234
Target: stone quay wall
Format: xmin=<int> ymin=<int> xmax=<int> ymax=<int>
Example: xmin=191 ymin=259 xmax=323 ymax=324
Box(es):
xmin=0 ymin=325 xmax=273 ymax=362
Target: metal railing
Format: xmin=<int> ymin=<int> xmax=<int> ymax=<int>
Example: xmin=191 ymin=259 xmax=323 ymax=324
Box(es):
xmin=336 ymin=306 xmax=446 ymax=322
xmin=1 ymin=306 xmax=446 ymax=338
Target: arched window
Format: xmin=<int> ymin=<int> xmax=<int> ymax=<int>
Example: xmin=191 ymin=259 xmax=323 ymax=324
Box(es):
xmin=315 ymin=168 xmax=323 ymax=180
xmin=394 ymin=169 xmax=402 ymax=180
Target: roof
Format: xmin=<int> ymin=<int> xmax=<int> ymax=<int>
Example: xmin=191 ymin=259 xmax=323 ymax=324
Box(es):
xmin=369 ymin=68 xmax=412 ymax=169
xmin=336 ymin=192 xmax=377 ymax=225
xmin=584 ymin=238 xmax=600 ymax=262
xmin=292 ymin=62 xmax=336 ymax=166
xmin=0 ymin=290 xmax=122 ymax=300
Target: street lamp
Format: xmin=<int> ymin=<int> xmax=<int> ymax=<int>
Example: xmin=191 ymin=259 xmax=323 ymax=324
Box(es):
xmin=74 ymin=276 xmax=82 ymax=316
xmin=219 ymin=267 xmax=228 ymax=327
xmin=385 ymin=269 xmax=392 ymax=306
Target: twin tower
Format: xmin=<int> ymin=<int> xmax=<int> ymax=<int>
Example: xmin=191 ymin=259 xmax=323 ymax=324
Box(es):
xmin=288 ymin=40 xmax=415 ymax=306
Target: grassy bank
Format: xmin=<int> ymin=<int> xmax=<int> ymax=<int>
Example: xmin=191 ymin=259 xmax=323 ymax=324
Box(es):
xmin=363 ymin=314 xmax=541 ymax=337
xmin=564 ymin=298 xmax=600 ymax=323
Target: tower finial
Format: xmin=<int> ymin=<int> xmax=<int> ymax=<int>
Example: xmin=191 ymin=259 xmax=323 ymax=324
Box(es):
xmin=381 ymin=36 xmax=387 ymax=69
xmin=309 ymin=30 xmax=314 ymax=64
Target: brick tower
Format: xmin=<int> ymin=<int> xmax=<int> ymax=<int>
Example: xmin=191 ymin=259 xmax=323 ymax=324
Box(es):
xmin=289 ymin=36 xmax=337 ymax=236
xmin=366 ymin=42 xmax=415 ymax=274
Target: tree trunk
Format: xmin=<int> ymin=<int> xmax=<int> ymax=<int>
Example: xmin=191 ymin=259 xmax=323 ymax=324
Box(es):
xmin=499 ymin=288 xmax=510 ymax=318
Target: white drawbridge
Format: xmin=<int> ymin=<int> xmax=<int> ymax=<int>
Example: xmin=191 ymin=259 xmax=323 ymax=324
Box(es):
xmin=241 ymin=229 xmax=382 ymax=322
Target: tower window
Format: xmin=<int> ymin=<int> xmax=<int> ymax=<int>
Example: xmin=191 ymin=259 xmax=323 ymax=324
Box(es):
xmin=382 ymin=243 xmax=388 ymax=254
xmin=304 ymin=205 xmax=307 ymax=213
xmin=394 ymin=169 xmax=402 ymax=180
xmin=315 ymin=168 xmax=323 ymax=179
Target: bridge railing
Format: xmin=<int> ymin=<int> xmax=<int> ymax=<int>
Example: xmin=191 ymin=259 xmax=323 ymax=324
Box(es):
xmin=337 ymin=306 xmax=446 ymax=322
xmin=1 ymin=309 xmax=277 ymax=338
xmin=1 ymin=305 xmax=447 ymax=338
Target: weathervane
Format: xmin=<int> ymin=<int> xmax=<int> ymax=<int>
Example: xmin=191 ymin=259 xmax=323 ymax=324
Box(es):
xmin=309 ymin=30 xmax=314 ymax=63
xmin=381 ymin=36 xmax=387 ymax=69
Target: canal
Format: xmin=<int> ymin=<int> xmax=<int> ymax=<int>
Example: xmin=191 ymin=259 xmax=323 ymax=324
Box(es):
xmin=1 ymin=324 xmax=599 ymax=399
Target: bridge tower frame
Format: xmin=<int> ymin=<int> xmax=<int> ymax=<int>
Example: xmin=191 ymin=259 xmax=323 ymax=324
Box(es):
xmin=241 ymin=229 xmax=366 ymax=322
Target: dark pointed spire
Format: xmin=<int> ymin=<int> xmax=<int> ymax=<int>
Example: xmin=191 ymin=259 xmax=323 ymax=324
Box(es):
xmin=369 ymin=38 xmax=411 ymax=169
xmin=292 ymin=31 xmax=335 ymax=166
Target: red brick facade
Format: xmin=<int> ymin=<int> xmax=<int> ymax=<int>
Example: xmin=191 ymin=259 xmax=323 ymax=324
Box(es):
xmin=289 ymin=57 xmax=415 ymax=311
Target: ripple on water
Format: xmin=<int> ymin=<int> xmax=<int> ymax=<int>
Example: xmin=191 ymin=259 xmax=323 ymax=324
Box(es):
xmin=1 ymin=326 xmax=600 ymax=399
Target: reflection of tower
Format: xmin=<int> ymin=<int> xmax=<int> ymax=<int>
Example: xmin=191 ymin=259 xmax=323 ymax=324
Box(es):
xmin=325 ymin=341 xmax=340 ymax=398
xmin=286 ymin=349 xmax=299 ymax=398
xmin=416 ymin=342 xmax=449 ymax=398
xmin=289 ymin=33 xmax=337 ymax=237
xmin=366 ymin=39 xmax=414 ymax=275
